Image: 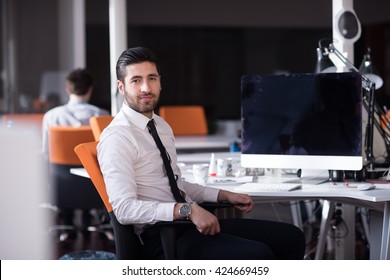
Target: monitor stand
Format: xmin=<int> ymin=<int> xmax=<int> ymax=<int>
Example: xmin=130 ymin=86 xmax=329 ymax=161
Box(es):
xmin=282 ymin=169 xmax=330 ymax=185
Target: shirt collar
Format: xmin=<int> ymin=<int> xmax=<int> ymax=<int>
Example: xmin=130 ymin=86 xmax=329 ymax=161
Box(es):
xmin=121 ymin=103 xmax=156 ymax=131
xmin=67 ymin=98 xmax=88 ymax=105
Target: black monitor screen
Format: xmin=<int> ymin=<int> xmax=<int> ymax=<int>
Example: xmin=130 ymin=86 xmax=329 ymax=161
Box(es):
xmin=241 ymin=72 xmax=363 ymax=170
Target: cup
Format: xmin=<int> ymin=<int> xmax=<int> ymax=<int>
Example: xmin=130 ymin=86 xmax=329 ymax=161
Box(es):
xmin=193 ymin=163 xmax=209 ymax=185
xmin=225 ymin=158 xmax=234 ymax=176
xmin=216 ymin=158 xmax=227 ymax=177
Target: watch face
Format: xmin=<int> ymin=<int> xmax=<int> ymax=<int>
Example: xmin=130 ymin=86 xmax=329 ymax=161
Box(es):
xmin=179 ymin=204 xmax=191 ymax=219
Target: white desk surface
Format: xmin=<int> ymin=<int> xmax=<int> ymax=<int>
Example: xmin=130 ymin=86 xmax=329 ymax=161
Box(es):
xmin=177 ymin=151 xmax=240 ymax=163
xmin=178 ymin=164 xmax=390 ymax=204
xmin=70 ymin=167 xmax=390 ymax=204
xmin=175 ymin=135 xmax=232 ymax=150
xmin=219 ymin=179 xmax=390 ymax=205
xmin=70 ymin=167 xmax=89 ymax=178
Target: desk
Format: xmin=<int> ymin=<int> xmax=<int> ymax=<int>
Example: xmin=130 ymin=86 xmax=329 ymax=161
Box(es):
xmin=177 ymin=151 xmax=240 ymax=163
xmin=175 ymin=135 xmax=232 ymax=153
xmin=70 ymin=166 xmax=390 ymax=260
xmin=180 ymin=164 xmax=390 ymax=260
xmin=208 ymin=176 xmax=390 ymax=260
xmin=70 ymin=167 xmax=89 ymax=178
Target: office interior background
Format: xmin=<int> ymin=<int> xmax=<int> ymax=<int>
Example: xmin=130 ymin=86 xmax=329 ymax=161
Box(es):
xmin=1 ymin=0 xmax=390 ymax=261
xmin=1 ymin=0 xmax=390 ymax=127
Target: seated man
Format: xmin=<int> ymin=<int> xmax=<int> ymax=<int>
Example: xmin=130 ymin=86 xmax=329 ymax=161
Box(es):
xmin=42 ymin=68 xmax=110 ymax=231
xmin=98 ymin=46 xmax=306 ymax=259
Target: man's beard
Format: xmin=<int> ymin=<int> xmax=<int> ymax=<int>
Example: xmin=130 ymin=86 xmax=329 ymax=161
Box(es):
xmin=125 ymin=92 xmax=158 ymax=115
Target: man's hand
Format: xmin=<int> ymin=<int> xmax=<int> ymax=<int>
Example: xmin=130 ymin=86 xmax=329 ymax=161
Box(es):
xmin=190 ymin=203 xmax=220 ymax=235
xmin=217 ymin=190 xmax=254 ymax=213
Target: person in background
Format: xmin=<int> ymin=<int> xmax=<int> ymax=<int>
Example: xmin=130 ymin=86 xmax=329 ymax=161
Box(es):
xmin=98 ymin=46 xmax=306 ymax=259
xmin=42 ymin=68 xmax=110 ymax=155
xmin=41 ymin=68 xmax=110 ymax=235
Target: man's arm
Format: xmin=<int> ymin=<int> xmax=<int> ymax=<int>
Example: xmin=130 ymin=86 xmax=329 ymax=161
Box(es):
xmin=172 ymin=189 xmax=254 ymax=235
xmin=217 ymin=189 xmax=254 ymax=213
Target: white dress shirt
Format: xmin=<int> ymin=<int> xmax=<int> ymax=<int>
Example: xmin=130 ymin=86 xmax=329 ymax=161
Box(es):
xmin=97 ymin=104 xmax=219 ymax=235
xmin=41 ymin=98 xmax=110 ymax=155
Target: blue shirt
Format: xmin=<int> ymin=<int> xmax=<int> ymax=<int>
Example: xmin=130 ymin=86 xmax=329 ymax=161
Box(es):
xmin=42 ymin=98 xmax=109 ymax=155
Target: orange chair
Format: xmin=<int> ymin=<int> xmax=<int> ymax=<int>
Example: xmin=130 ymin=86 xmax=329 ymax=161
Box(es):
xmin=1 ymin=113 xmax=44 ymax=129
xmin=89 ymin=115 xmax=114 ymax=141
xmin=75 ymin=142 xmax=139 ymax=259
xmin=48 ymin=126 xmax=109 ymax=241
xmin=49 ymin=126 xmax=95 ymax=165
xmin=158 ymin=105 xmax=208 ymax=135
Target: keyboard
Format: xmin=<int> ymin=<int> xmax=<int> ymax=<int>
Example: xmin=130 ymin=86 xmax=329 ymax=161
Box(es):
xmin=235 ymin=183 xmax=303 ymax=192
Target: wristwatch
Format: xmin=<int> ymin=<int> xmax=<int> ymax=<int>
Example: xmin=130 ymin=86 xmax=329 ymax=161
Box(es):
xmin=179 ymin=203 xmax=192 ymax=219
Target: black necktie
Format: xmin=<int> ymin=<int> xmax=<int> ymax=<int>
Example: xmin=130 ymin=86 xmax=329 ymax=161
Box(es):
xmin=147 ymin=120 xmax=186 ymax=203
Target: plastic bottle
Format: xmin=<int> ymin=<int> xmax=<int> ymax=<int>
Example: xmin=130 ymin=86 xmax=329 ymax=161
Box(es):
xmin=208 ymin=153 xmax=217 ymax=176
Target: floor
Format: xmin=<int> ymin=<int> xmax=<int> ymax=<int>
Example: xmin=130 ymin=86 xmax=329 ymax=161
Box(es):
xmin=51 ymin=209 xmax=116 ymax=260
xmin=51 ymin=203 xmax=370 ymax=260
xmin=54 ymin=231 xmax=116 ymax=260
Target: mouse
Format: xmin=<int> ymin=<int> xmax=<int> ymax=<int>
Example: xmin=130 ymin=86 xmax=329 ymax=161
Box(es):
xmin=357 ymin=184 xmax=376 ymax=191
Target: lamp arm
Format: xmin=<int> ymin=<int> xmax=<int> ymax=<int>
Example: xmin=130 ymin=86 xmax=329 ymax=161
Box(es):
xmin=327 ymin=44 xmax=376 ymax=91
xmin=327 ymin=44 xmax=376 ymax=170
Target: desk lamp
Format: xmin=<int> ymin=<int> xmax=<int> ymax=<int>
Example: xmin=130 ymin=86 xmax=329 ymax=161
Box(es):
xmin=359 ymin=48 xmax=384 ymax=90
xmin=358 ymin=48 xmax=390 ymax=167
xmin=315 ymin=39 xmax=337 ymax=73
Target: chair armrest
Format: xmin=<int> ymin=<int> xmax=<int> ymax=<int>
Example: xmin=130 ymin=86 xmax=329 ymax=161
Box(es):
xmin=156 ymin=202 xmax=233 ymax=259
xmin=199 ymin=202 xmax=234 ymax=213
xmin=111 ymin=203 xmax=233 ymax=260
xmin=151 ymin=220 xmax=194 ymax=260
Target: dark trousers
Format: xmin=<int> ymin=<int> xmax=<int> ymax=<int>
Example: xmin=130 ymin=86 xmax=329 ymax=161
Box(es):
xmin=141 ymin=218 xmax=306 ymax=260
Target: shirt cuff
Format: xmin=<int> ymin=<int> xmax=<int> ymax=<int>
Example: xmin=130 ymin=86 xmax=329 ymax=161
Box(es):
xmin=155 ymin=202 xmax=176 ymax=221
xmin=203 ymin=187 xmax=220 ymax=202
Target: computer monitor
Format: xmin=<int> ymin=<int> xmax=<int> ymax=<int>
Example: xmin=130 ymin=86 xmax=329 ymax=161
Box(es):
xmin=240 ymin=72 xmax=363 ymax=171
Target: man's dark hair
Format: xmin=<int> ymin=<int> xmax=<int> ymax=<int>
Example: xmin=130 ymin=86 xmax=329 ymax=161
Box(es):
xmin=66 ymin=68 xmax=93 ymax=96
xmin=116 ymin=46 xmax=160 ymax=82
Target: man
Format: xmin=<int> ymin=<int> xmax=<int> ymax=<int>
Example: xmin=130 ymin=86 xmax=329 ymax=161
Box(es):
xmin=42 ymin=68 xmax=110 ymax=156
xmin=42 ymin=68 xmax=110 ymax=232
xmin=98 ymin=47 xmax=306 ymax=259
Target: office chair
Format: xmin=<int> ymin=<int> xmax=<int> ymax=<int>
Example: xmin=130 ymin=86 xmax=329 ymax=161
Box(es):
xmin=89 ymin=115 xmax=114 ymax=141
xmin=74 ymin=141 xmax=233 ymax=259
xmin=48 ymin=126 xmax=112 ymax=242
xmin=158 ymin=105 xmax=208 ymax=135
